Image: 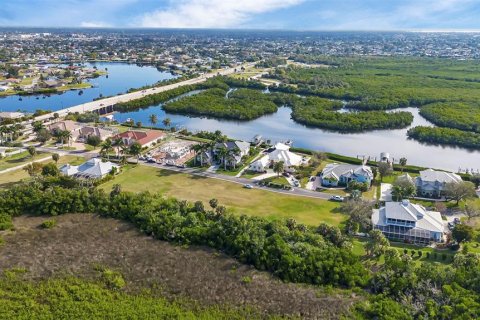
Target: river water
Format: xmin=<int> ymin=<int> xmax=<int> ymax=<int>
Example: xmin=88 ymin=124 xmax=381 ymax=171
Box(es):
xmin=1 ymin=62 xmax=479 ymax=172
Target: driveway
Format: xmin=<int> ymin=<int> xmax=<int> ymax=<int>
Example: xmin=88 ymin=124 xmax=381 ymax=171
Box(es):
xmin=140 ymin=161 xmax=333 ymax=200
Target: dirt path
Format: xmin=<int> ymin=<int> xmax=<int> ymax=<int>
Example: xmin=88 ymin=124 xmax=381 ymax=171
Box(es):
xmin=0 ymin=214 xmax=358 ymax=319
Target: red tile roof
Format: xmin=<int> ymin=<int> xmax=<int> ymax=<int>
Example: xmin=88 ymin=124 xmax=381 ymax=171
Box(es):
xmin=115 ymin=130 xmax=165 ymax=146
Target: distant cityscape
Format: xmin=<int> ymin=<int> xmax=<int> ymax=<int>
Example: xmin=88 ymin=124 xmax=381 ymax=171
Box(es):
xmin=1 ymin=29 xmax=480 ymax=73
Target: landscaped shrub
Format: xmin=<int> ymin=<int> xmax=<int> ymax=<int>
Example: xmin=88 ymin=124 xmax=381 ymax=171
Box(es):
xmin=0 ymin=213 xmax=13 ymax=230
xmin=40 ymin=219 xmax=57 ymax=229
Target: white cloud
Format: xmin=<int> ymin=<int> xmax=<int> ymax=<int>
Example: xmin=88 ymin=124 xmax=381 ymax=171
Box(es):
xmin=80 ymin=21 xmax=111 ymax=28
xmin=317 ymin=0 xmax=478 ymax=31
xmin=139 ymin=0 xmax=304 ymax=28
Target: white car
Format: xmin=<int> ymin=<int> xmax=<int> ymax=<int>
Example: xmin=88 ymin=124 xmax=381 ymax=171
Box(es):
xmin=330 ymin=195 xmax=345 ymax=202
xmin=243 ymin=184 xmax=253 ymax=189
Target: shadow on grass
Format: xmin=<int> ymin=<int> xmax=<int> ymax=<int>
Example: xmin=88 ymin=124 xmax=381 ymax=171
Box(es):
xmin=189 ymin=175 xmax=209 ymax=180
xmin=156 ymin=169 xmax=180 ymax=177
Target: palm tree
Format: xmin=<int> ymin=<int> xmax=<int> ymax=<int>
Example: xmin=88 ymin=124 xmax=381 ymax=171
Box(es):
xmin=0 ymin=126 xmax=6 ymax=144
xmin=149 ymin=114 xmax=158 ymax=127
xmin=227 ymin=147 xmax=241 ymax=169
xmin=216 ymin=146 xmax=229 ymax=170
xmin=128 ymin=142 xmax=142 ymax=164
xmin=57 ymin=130 xmax=71 ymax=148
xmin=101 ymin=138 xmax=114 ymax=160
xmin=32 ymin=121 xmax=44 ymax=133
xmin=162 ymin=118 xmax=171 ymax=129
xmin=64 ymin=131 xmax=72 ymax=147
xmin=190 ymin=144 xmax=203 ymax=166
xmin=27 ymin=146 xmax=36 ymax=161
xmin=399 ymin=157 xmax=407 ymax=173
xmin=273 ymin=161 xmax=285 ymax=177
xmin=52 ymin=153 xmax=60 ymax=164
xmin=112 ymin=138 xmax=125 ymax=157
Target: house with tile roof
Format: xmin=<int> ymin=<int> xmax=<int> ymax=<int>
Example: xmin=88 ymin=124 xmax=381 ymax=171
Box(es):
xmin=415 ymin=169 xmax=462 ymax=198
xmin=319 ymin=163 xmax=374 ymax=187
xmin=114 ymin=130 xmax=166 ymax=148
xmin=372 ymin=200 xmax=446 ymax=244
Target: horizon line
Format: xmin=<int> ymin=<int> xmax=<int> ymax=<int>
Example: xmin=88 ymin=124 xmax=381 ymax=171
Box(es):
xmin=1 ymin=26 xmax=480 ymax=33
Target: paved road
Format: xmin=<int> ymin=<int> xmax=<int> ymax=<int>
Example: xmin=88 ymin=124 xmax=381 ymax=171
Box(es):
xmin=34 ymin=62 xmax=256 ymax=122
xmin=14 ymin=144 xmax=333 ymax=200
xmin=140 ymin=161 xmax=332 ymax=200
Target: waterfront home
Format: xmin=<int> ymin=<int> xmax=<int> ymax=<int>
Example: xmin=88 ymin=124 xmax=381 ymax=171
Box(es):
xmin=114 ymin=130 xmax=165 ymax=148
xmin=77 ymin=126 xmax=116 ymax=142
xmin=60 ymin=158 xmax=118 ymax=179
xmin=249 ymin=143 xmax=303 ymax=172
xmin=415 ymin=169 xmax=462 ymax=198
xmin=372 ymin=200 xmax=445 ymax=244
xmin=319 ymin=163 xmax=373 ymax=187
xmin=48 ymin=120 xmax=82 ymax=136
xmin=197 ymin=140 xmax=250 ymax=167
xmin=48 ymin=120 xmax=116 ymax=142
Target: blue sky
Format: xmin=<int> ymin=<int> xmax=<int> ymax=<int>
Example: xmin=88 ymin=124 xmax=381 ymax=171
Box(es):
xmin=1 ymin=0 xmax=480 ymax=30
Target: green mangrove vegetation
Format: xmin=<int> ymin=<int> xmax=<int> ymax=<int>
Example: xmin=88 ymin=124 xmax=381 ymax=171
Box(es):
xmin=269 ymin=57 xmax=480 ymax=110
xmin=419 ymin=102 xmax=480 ymax=133
xmin=0 ymin=275 xmax=259 ymax=319
xmin=163 ymin=87 xmax=278 ymax=120
xmin=407 ymin=126 xmax=480 ymax=149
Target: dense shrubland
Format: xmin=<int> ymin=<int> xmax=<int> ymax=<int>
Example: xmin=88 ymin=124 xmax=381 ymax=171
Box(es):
xmin=0 ymin=184 xmax=367 ymax=288
xmin=1 ymin=183 xmax=480 ymax=318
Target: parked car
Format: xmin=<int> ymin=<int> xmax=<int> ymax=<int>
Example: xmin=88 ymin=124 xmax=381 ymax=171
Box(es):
xmin=310 ymin=176 xmax=316 ymax=182
xmin=243 ymin=184 xmax=253 ymax=189
xmin=294 ymin=181 xmax=300 ymax=187
xmin=147 ymin=158 xmax=156 ymax=163
xmin=448 ymin=222 xmax=454 ymax=230
xmin=330 ymin=195 xmax=344 ymax=202
xmin=282 ymin=172 xmax=290 ymax=177
xmin=454 ymin=218 xmax=461 ymax=224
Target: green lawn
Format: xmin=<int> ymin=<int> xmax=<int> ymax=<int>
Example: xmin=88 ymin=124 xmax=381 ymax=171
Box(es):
xmin=0 ymin=155 xmax=85 ymax=189
xmin=100 ymin=165 xmax=344 ymax=226
xmin=262 ymin=175 xmax=291 ymax=187
xmin=0 ymin=151 xmax=51 ymax=171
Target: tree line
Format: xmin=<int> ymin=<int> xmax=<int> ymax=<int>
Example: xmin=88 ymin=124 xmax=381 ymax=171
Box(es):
xmin=407 ymin=126 xmax=480 ymax=150
xmin=1 ymin=183 xmax=480 ymax=317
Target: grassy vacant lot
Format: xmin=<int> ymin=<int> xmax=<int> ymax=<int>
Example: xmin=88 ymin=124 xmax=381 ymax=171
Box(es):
xmin=0 ymin=151 xmax=52 ymax=171
xmin=0 ymin=155 xmax=85 ymax=189
xmin=101 ymin=165 xmax=344 ymax=226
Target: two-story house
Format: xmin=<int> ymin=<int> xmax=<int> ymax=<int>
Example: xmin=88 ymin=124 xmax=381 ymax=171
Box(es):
xmin=415 ymin=169 xmax=462 ymax=198
xmin=372 ymin=200 xmax=445 ymax=245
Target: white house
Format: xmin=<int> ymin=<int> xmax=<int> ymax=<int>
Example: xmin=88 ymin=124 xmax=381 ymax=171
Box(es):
xmin=60 ymin=158 xmax=118 ymax=179
xmin=249 ymin=143 xmax=303 ymax=172
xmin=372 ymin=200 xmax=446 ymax=245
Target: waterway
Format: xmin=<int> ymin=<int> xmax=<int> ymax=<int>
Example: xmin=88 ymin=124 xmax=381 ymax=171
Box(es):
xmin=114 ymin=106 xmax=480 ymax=172
xmin=0 ymin=62 xmax=479 ymax=172
xmin=0 ymin=62 xmax=176 ymax=113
